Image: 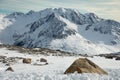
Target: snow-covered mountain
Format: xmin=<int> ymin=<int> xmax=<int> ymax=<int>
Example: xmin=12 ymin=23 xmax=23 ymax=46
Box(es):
xmin=0 ymin=14 xmax=7 ymax=30
xmin=0 ymin=8 xmax=120 ymax=54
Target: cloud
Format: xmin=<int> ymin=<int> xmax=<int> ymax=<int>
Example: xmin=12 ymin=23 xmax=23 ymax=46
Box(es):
xmin=0 ymin=0 xmax=120 ymax=22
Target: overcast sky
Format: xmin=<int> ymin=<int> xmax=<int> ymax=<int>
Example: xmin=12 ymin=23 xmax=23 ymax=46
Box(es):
xmin=0 ymin=0 xmax=120 ymax=22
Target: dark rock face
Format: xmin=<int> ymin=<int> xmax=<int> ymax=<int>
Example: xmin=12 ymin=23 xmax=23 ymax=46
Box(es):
xmin=11 ymin=8 xmax=120 ymax=49
xmin=14 ymin=41 xmax=25 ymax=46
xmin=28 ymin=13 xmax=76 ymax=39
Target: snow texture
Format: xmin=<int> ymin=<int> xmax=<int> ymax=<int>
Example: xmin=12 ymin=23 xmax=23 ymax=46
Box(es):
xmin=0 ymin=48 xmax=120 ymax=80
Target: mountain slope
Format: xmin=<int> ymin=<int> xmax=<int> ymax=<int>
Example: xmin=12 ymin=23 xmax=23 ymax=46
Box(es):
xmin=0 ymin=8 xmax=120 ymax=54
xmin=78 ymin=20 xmax=120 ymax=45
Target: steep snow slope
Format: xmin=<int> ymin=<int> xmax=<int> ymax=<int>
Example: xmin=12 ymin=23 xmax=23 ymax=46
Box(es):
xmin=0 ymin=8 xmax=120 ymax=54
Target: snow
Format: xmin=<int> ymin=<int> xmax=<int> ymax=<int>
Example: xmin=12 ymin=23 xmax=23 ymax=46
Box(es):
xmin=78 ymin=24 xmax=113 ymax=44
xmin=0 ymin=14 xmax=6 ymax=19
xmin=0 ymin=14 xmax=7 ymax=30
xmin=0 ymin=8 xmax=120 ymax=55
xmin=59 ymin=15 xmax=78 ymax=31
xmin=0 ymin=48 xmax=120 ymax=80
xmin=50 ymin=33 xmax=120 ymax=55
xmin=0 ymin=8 xmax=120 ymax=80
xmin=78 ymin=20 xmax=120 ymax=45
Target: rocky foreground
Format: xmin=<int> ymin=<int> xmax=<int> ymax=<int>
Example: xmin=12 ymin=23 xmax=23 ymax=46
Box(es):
xmin=0 ymin=45 xmax=120 ymax=80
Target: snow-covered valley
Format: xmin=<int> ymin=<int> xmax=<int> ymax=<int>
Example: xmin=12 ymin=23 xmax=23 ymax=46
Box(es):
xmin=0 ymin=46 xmax=120 ymax=80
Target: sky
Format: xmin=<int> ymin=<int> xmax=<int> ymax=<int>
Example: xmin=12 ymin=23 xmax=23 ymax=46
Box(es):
xmin=0 ymin=0 xmax=120 ymax=22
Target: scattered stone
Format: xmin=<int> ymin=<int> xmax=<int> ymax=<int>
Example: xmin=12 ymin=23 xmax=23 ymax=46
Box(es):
xmin=15 ymin=57 xmax=23 ymax=59
xmin=0 ymin=56 xmax=6 ymax=59
xmin=2 ymin=59 xmax=7 ymax=63
xmin=23 ymin=58 xmax=32 ymax=64
xmin=36 ymin=59 xmax=39 ymax=62
xmin=105 ymin=56 xmax=113 ymax=59
xmin=115 ymin=57 xmax=120 ymax=60
xmin=5 ymin=67 xmax=14 ymax=72
xmin=5 ymin=63 xmax=11 ymax=66
xmin=45 ymin=62 xmax=48 ymax=65
xmin=0 ymin=56 xmax=22 ymax=64
xmin=0 ymin=56 xmax=7 ymax=62
xmin=64 ymin=58 xmax=108 ymax=75
xmin=40 ymin=58 xmax=47 ymax=62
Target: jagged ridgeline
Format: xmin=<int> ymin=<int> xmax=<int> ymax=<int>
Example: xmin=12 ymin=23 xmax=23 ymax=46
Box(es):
xmin=0 ymin=8 xmax=120 ymax=54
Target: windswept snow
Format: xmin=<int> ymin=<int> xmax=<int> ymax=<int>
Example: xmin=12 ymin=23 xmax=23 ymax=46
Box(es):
xmin=0 ymin=48 xmax=120 ymax=80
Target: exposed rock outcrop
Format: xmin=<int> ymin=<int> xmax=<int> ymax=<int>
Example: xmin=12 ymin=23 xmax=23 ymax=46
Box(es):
xmin=64 ymin=58 xmax=108 ymax=75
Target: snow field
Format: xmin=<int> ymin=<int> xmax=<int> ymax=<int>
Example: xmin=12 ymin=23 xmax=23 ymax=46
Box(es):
xmin=0 ymin=48 xmax=120 ymax=80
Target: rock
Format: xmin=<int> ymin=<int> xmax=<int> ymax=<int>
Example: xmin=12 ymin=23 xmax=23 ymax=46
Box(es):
xmin=15 ymin=57 xmax=23 ymax=59
xmin=64 ymin=58 xmax=108 ymax=75
xmin=115 ymin=57 xmax=120 ymax=60
xmin=23 ymin=58 xmax=32 ymax=64
xmin=36 ymin=59 xmax=39 ymax=62
xmin=5 ymin=63 xmax=11 ymax=66
xmin=5 ymin=67 xmax=14 ymax=72
xmin=40 ymin=58 xmax=47 ymax=62
xmin=2 ymin=59 xmax=7 ymax=63
xmin=0 ymin=56 xmax=6 ymax=59
xmin=8 ymin=57 xmax=16 ymax=63
xmin=105 ymin=56 xmax=113 ymax=59
xmin=45 ymin=62 xmax=48 ymax=65
xmin=0 ymin=56 xmax=7 ymax=62
xmin=65 ymin=65 xmax=82 ymax=73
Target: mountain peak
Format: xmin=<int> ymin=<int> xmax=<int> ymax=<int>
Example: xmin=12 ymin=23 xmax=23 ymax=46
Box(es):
xmin=26 ymin=10 xmax=35 ymax=15
xmin=5 ymin=12 xmax=24 ymax=18
xmin=0 ymin=8 xmax=120 ymax=54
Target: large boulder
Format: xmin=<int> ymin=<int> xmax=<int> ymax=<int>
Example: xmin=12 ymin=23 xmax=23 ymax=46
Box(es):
xmin=64 ymin=58 xmax=108 ymax=75
xmin=23 ymin=58 xmax=32 ymax=64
